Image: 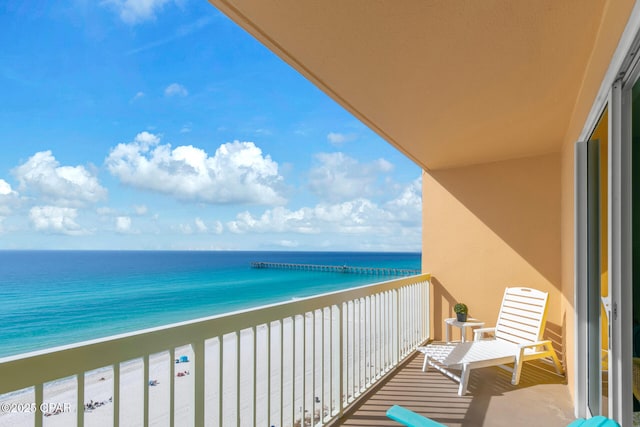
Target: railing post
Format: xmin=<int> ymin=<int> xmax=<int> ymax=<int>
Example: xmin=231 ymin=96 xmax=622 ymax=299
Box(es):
xmin=114 ymin=363 xmax=120 ymax=427
xmin=194 ymin=341 xmax=205 ymax=427
xmin=78 ymin=372 xmax=85 ymax=427
xmin=396 ymin=288 xmax=400 ymax=365
xmin=35 ymin=383 xmax=43 ymax=427
xmin=236 ymin=331 xmax=241 ymax=427
xmin=252 ymin=326 xmax=257 ymax=427
xmin=338 ymin=303 xmax=344 ymax=417
xmin=168 ymin=350 xmax=174 ymax=427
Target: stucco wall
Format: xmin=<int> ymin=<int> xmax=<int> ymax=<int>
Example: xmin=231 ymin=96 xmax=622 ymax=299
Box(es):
xmin=422 ymin=153 xmax=563 ymax=354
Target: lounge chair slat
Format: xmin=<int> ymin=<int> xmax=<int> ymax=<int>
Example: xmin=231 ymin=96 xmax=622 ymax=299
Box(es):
xmin=503 ymin=294 xmax=546 ymax=306
xmin=496 ymin=323 xmax=539 ymax=339
xmin=499 ymin=312 xmax=540 ymax=325
xmin=504 ymin=287 xmax=546 ymax=298
xmin=499 ymin=312 xmax=541 ymax=327
xmin=501 ymin=300 xmax=546 ymax=314
xmin=495 ymin=329 xmax=539 ymax=344
xmin=497 ymin=318 xmax=540 ymax=335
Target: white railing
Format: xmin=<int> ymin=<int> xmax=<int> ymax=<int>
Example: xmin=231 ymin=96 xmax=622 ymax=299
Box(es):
xmin=0 ymin=273 xmax=430 ymax=427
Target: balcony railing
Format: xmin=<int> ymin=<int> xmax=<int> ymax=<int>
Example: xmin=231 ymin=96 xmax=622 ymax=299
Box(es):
xmin=0 ymin=273 xmax=430 ymax=427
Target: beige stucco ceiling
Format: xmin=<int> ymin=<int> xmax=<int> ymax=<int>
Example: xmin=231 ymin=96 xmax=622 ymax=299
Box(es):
xmin=208 ymin=0 xmax=610 ymax=170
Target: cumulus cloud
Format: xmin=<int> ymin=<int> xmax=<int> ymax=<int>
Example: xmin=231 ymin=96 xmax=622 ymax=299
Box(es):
xmin=103 ymin=0 xmax=175 ymax=25
xmin=308 ymin=152 xmax=394 ymax=202
xmin=0 ymin=179 xmax=19 ymax=215
xmin=384 ymin=177 xmax=422 ymax=223
xmin=13 ymin=151 xmax=107 ymax=207
xmin=0 ymin=179 xmax=15 ymax=196
xmin=178 ymin=223 xmax=193 ymax=234
xmin=228 ymin=199 xmax=389 ymax=235
xmin=29 ymin=206 xmax=87 ymax=235
xmin=179 ymin=218 xmax=223 ymax=234
xmin=106 ymin=132 xmax=286 ymax=205
xmin=228 ymin=177 xmax=421 ymax=236
xmin=194 ymin=217 xmax=207 ymax=232
xmin=164 ymin=83 xmax=188 ymax=97
xmin=116 ymin=216 xmax=132 ymax=233
xmin=327 ymin=132 xmax=356 ymax=146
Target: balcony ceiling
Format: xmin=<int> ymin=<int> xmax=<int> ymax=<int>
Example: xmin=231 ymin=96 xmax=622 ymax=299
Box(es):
xmin=208 ymin=0 xmax=608 ymax=170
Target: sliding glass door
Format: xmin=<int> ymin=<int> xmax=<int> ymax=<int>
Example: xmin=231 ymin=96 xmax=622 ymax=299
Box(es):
xmin=578 ymin=110 xmax=609 ymax=417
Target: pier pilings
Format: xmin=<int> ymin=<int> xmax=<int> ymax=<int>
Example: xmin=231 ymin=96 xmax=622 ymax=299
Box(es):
xmin=250 ymin=262 xmax=420 ymax=276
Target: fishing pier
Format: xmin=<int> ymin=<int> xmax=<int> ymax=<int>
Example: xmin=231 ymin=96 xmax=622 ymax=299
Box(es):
xmin=250 ymin=261 xmax=421 ymax=276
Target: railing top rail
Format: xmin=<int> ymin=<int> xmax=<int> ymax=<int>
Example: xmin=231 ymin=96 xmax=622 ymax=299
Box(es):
xmin=0 ymin=273 xmax=429 ymax=394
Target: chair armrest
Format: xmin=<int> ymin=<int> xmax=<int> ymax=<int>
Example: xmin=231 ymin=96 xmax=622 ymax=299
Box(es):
xmin=473 ymin=327 xmax=495 ymax=341
xmin=517 ymin=339 xmax=552 ymax=350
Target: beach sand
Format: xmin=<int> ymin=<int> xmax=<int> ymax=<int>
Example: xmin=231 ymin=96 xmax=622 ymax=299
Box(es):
xmin=0 ymin=350 xmax=195 ymax=427
xmin=0 ymin=311 xmax=358 ymax=427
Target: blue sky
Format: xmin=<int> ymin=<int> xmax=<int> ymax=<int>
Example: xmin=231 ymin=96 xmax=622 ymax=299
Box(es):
xmin=0 ymin=0 xmax=421 ymax=251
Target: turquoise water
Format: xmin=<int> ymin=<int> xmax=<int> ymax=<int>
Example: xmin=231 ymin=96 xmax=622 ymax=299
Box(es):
xmin=0 ymin=251 xmax=420 ymax=358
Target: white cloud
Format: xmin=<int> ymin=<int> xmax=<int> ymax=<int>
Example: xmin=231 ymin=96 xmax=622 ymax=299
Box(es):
xmin=277 ymin=240 xmax=299 ymax=248
xmin=228 ymin=177 xmax=422 ymax=237
xmin=29 ymin=206 xmax=87 ymax=235
xmin=384 ymin=177 xmax=422 ymax=223
xmin=130 ymin=91 xmax=145 ymax=102
xmin=228 ymin=199 xmax=389 ymax=235
xmin=178 ymin=223 xmax=193 ymax=234
xmin=0 ymin=179 xmax=15 ymax=196
xmin=116 ymin=216 xmax=132 ymax=233
xmin=180 ymin=218 xmax=223 ymax=235
xmin=106 ymin=132 xmax=286 ymax=205
xmin=164 ymin=83 xmax=188 ymax=97
xmin=103 ymin=0 xmax=174 ymax=25
xmin=327 ymin=132 xmax=356 ymax=146
xmin=308 ymin=152 xmax=394 ymax=202
xmin=194 ymin=217 xmax=207 ymax=232
xmin=13 ymin=151 xmax=107 ymax=207
xmin=0 ymin=179 xmax=19 ymax=216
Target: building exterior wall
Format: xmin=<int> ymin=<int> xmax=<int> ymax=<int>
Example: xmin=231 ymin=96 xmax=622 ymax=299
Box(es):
xmin=422 ymin=152 xmax=562 ymax=349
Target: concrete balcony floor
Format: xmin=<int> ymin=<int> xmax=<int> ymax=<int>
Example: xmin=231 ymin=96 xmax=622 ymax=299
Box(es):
xmin=337 ymin=351 xmax=574 ymax=427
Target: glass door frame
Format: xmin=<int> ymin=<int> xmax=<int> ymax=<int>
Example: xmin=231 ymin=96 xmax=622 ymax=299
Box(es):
xmin=575 ymin=7 xmax=640 ymax=422
xmin=576 ymin=79 xmax=633 ymax=426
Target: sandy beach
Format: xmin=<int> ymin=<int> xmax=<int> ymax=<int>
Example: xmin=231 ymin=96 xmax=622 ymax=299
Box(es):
xmin=0 ymin=350 xmax=195 ymax=427
xmin=0 ymin=311 xmax=359 ymax=427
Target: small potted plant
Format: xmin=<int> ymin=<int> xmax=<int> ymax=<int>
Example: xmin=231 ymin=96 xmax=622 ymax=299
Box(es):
xmin=454 ymin=303 xmax=468 ymax=322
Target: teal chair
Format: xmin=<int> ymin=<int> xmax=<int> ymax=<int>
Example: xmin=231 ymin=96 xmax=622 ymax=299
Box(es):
xmin=386 ymin=405 xmax=446 ymax=427
xmin=567 ymin=416 xmax=621 ymax=427
xmin=386 ymin=405 xmax=620 ymax=427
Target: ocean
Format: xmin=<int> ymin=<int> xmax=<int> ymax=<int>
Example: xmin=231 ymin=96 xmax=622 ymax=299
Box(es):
xmin=0 ymin=250 xmax=420 ymax=358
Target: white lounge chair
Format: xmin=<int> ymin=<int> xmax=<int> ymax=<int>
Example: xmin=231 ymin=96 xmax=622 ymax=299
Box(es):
xmin=417 ymin=287 xmax=564 ymax=396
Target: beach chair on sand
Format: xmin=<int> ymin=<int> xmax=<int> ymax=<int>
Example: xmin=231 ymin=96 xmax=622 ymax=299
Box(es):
xmin=417 ymin=287 xmax=564 ymax=396
xmin=386 ymin=405 xmax=619 ymax=427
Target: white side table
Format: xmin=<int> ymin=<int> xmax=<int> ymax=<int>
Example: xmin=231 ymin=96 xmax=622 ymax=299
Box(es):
xmin=444 ymin=317 xmax=485 ymax=343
